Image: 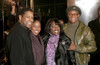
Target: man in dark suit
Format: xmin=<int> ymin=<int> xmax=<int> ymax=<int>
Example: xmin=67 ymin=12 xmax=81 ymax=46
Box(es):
xmin=88 ymin=6 xmax=100 ymax=65
xmin=6 ymin=8 xmax=34 ymax=65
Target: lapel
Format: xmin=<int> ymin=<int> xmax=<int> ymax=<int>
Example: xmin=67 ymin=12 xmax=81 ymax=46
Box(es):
xmin=74 ymin=21 xmax=84 ymax=45
xmin=30 ymin=32 xmax=43 ymax=46
xmin=38 ymin=35 xmax=44 ymax=45
xmin=95 ymin=18 xmax=100 ymax=31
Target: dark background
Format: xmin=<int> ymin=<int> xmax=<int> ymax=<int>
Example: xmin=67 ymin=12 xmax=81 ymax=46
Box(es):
xmin=34 ymin=0 xmax=67 ymax=20
xmin=0 ymin=0 xmax=67 ymax=51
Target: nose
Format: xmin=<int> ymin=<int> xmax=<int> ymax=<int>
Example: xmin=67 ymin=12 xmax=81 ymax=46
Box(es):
xmin=55 ymin=27 xmax=60 ymax=31
xmin=37 ymin=27 xmax=41 ymax=31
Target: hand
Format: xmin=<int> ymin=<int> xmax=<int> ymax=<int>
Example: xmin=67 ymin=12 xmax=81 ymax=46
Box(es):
xmin=4 ymin=57 xmax=7 ymax=62
xmin=11 ymin=1 xmax=16 ymax=6
xmin=11 ymin=1 xmax=16 ymax=15
xmin=11 ymin=1 xmax=16 ymax=11
xmin=68 ymin=42 xmax=76 ymax=50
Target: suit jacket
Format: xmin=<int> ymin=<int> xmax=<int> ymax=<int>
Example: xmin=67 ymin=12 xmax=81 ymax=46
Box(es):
xmin=88 ymin=18 xmax=100 ymax=65
xmin=6 ymin=22 xmax=34 ymax=65
xmin=88 ymin=18 xmax=100 ymax=35
xmin=88 ymin=18 xmax=100 ymax=54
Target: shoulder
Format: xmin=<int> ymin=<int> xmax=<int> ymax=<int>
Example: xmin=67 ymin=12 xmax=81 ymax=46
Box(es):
xmin=78 ymin=21 xmax=92 ymax=34
xmin=79 ymin=21 xmax=86 ymax=26
xmin=63 ymin=23 xmax=68 ymax=28
xmin=8 ymin=23 xmax=29 ymax=38
xmin=42 ymin=34 xmax=50 ymax=41
xmin=79 ymin=21 xmax=88 ymax=29
xmin=10 ymin=22 xmax=22 ymax=32
xmin=63 ymin=23 xmax=68 ymax=32
xmin=79 ymin=21 xmax=94 ymax=35
xmin=60 ymin=34 xmax=68 ymax=39
xmin=60 ymin=34 xmax=71 ymax=43
xmin=59 ymin=34 xmax=71 ymax=48
xmin=88 ymin=18 xmax=99 ymax=25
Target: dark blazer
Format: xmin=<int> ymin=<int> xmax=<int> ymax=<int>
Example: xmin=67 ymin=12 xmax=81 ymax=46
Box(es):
xmin=6 ymin=22 xmax=34 ymax=65
xmin=88 ymin=18 xmax=100 ymax=35
xmin=42 ymin=34 xmax=75 ymax=65
xmin=88 ymin=18 xmax=100 ymax=65
xmin=88 ymin=18 xmax=100 ymax=53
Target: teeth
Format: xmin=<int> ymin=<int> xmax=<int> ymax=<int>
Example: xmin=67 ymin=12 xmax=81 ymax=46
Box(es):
xmin=35 ymin=31 xmax=38 ymax=33
xmin=69 ymin=18 xmax=76 ymax=21
xmin=55 ymin=31 xmax=58 ymax=33
xmin=28 ymin=22 xmax=32 ymax=25
xmin=71 ymin=18 xmax=75 ymax=19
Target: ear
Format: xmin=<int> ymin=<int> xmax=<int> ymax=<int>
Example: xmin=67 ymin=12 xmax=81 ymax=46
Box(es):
xmin=78 ymin=14 xmax=80 ymax=17
xmin=18 ymin=15 xmax=22 ymax=23
xmin=19 ymin=15 xmax=21 ymax=20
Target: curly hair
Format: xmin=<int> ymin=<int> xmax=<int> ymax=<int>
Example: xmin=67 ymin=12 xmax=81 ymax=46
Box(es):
xmin=44 ymin=18 xmax=65 ymax=36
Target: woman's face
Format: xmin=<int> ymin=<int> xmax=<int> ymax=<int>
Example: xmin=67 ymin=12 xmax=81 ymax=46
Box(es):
xmin=50 ymin=22 xmax=60 ymax=36
xmin=31 ymin=20 xmax=41 ymax=35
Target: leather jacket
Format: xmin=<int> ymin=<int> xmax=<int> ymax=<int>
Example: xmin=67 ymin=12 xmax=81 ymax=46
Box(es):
xmin=42 ymin=34 xmax=75 ymax=65
xmin=63 ymin=21 xmax=97 ymax=65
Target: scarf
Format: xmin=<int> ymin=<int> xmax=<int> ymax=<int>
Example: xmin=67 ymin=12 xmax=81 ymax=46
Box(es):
xmin=46 ymin=34 xmax=59 ymax=65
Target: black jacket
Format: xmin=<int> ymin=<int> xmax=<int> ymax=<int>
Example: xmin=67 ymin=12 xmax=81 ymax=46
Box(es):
xmin=42 ymin=34 xmax=75 ymax=65
xmin=6 ymin=22 xmax=34 ymax=65
xmin=88 ymin=18 xmax=100 ymax=65
xmin=88 ymin=18 xmax=100 ymax=55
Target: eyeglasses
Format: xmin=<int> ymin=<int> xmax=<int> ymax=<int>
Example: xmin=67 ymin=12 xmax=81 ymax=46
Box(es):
xmin=68 ymin=13 xmax=79 ymax=16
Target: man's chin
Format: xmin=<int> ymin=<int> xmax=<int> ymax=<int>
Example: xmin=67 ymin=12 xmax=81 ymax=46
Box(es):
xmin=27 ymin=26 xmax=31 ymax=29
xmin=70 ymin=21 xmax=77 ymax=24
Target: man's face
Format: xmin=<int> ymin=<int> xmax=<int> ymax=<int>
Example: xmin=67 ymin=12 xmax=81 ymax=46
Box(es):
xmin=67 ymin=10 xmax=80 ymax=24
xmin=19 ymin=11 xmax=34 ymax=29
